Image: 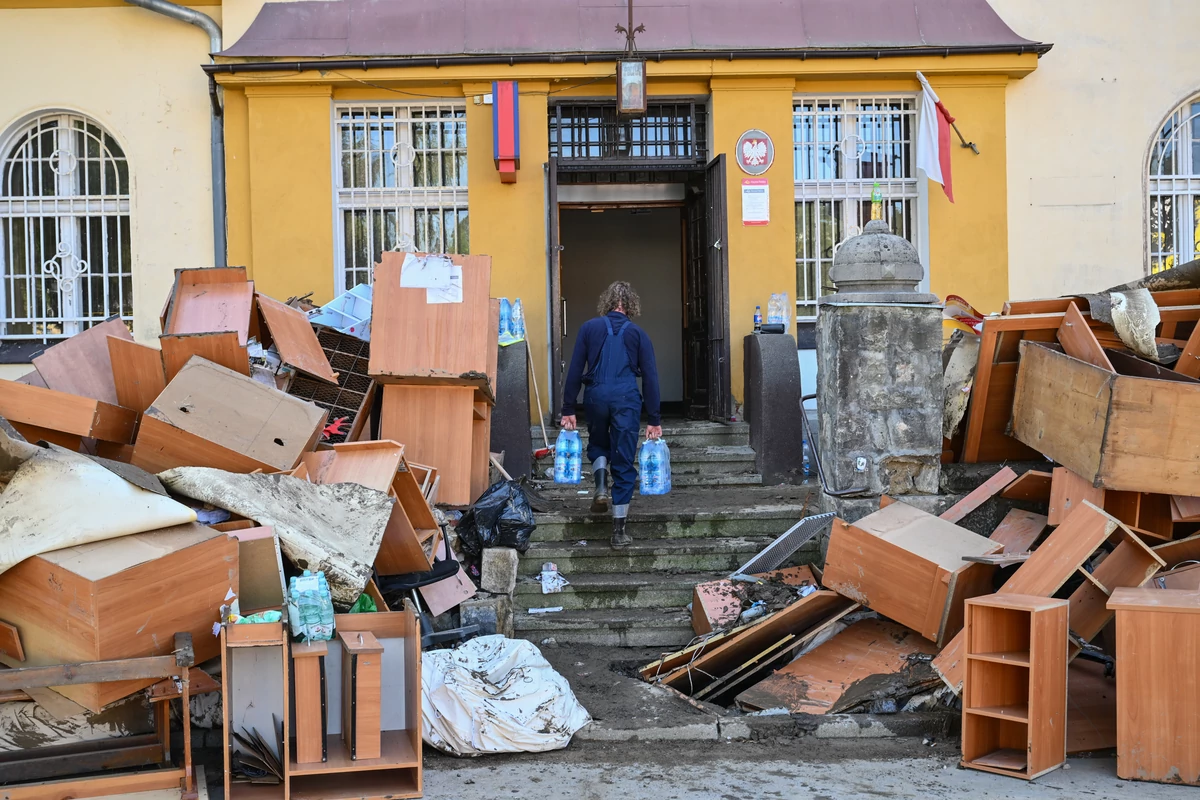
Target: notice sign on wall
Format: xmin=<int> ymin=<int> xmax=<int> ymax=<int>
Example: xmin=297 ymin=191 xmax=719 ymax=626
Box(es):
xmin=741 ymin=178 xmax=769 ymax=226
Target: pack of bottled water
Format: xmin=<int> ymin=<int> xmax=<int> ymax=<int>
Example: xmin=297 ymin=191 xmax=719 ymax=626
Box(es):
xmin=287 ymin=570 xmax=335 ymax=642
xmin=554 ymin=429 xmax=582 ymax=484
xmin=767 ymin=292 xmax=790 ymax=330
xmin=498 ymin=297 xmax=526 ymax=346
xmin=639 ymin=438 xmax=672 ymax=495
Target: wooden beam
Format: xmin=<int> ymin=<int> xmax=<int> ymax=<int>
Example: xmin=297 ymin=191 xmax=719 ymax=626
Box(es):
xmin=0 ymin=633 xmax=192 ymax=692
xmin=1057 ymin=301 xmax=1114 ymax=372
xmin=940 ymin=466 xmax=1017 ymax=524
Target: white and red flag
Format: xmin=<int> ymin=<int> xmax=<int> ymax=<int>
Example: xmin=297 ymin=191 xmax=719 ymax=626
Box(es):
xmin=916 ymin=71 xmax=955 ymax=203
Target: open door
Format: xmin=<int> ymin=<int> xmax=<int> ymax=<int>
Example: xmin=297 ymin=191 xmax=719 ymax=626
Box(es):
xmin=683 ymin=170 xmax=709 ymax=418
xmin=546 ymin=157 xmax=562 ymax=423
xmin=704 ymin=155 xmax=732 ymax=422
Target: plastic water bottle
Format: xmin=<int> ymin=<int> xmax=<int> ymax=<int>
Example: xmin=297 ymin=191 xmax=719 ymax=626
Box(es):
xmin=288 ymin=571 xmax=335 ymax=641
xmin=753 ymin=305 xmax=763 ymax=333
xmin=802 ymin=436 xmax=812 ymax=477
xmin=767 ymin=294 xmax=780 ymax=326
xmin=511 ymin=298 xmax=526 ymax=341
xmin=555 ymin=430 xmax=581 ymax=484
xmin=639 ymin=439 xmax=671 ymax=495
xmin=499 ymin=298 xmax=514 ymax=344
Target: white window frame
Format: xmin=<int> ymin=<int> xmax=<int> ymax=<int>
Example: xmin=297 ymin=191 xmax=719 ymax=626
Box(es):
xmin=332 ymin=102 xmax=469 ymax=293
xmin=0 ymin=110 xmax=132 ymax=340
xmin=792 ymin=94 xmax=925 ymax=321
xmin=1147 ymin=94 xmax=1200 ymax=273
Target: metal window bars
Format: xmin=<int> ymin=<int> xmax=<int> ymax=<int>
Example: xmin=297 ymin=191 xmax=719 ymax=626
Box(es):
xmin=793 ymin=96 xmax=919 ymax=320
xmin=333 ymin=103 xmax=469 ymax=292
xmin=549 ymin=99 xmax=708 ymax=169
xmin=0 ymin=112 xmax=132 ymax=340
xmin=1147 ymin=97 xmax=1200 ymax=274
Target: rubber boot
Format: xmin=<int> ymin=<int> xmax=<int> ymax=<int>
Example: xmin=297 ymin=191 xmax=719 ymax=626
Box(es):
xmin=611 ymin=516 xmax=632 ymax=549
xmin=591 ymin=467 xmax=610 ymax=514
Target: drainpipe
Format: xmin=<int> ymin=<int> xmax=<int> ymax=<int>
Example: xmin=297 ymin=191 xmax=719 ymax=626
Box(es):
xmin=124 ymin=0 xmax=227 ymax=268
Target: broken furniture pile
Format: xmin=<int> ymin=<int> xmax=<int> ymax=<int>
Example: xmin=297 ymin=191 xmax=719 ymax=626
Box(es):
xmin=0 ymin=258 xmax=502 ymax=799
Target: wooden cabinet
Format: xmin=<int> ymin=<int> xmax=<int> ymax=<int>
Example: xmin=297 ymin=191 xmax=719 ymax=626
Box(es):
xmin=292 ymin=641 xmax=329 ymax=765
xmin=1107 ymin=588 xmax=1200 ymax=785
xmin=961 ymin=594 xmax=1067 ymax=780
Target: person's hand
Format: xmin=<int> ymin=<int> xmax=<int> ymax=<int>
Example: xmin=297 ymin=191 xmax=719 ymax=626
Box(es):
xmin=561 ymin=415 xmax=577 ymax=431
xmin=647 ymin=425 xmax=663 ymax=440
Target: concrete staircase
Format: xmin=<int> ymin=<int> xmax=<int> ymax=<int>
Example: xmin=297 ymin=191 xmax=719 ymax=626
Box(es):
xmin=514 ymin=421 xmax=819 ymax=647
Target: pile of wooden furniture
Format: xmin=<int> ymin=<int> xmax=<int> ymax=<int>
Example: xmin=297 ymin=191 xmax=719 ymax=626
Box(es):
xmin=0 ymin=257 xmax=502 ymax=799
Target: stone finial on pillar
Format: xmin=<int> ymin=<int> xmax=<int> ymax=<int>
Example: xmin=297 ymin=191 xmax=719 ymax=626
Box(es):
xmin=816 ymin=219 xmax=943 ymax=508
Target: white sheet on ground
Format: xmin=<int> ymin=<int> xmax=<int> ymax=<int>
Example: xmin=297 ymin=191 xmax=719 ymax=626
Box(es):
xmin=422 ymin=635 xmax=591 ymax=756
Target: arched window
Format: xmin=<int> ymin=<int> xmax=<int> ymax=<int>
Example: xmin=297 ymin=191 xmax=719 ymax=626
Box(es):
xmin=1148 ymin=95 xmax=1200 ymax=273
xmin=0 ymin=111 xmax=131 ymax=340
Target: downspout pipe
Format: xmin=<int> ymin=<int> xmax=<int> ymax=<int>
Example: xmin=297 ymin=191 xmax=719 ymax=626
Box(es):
xmin=124 ymin=0 xmax=227 ymax=269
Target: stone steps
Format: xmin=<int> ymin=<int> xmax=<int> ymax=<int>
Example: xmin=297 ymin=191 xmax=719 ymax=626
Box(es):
xmin=532 ymin=420 xmax=749 ymax=450
xmin=533 ymin=444 xmax=760 ymax=486
xmin=519 ymin=537 xmax=771 ymax=575
xmin=531 ymin=503 xmax=813 ymax=541
xmin=513 ymin=607 xmax=695 ymax=648
xmin=513 ymin=572 xmax=720 ymax=612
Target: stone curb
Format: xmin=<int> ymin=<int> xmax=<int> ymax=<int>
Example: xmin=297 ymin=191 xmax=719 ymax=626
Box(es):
xmin=574 ymin=711 xmax=958 ymax=744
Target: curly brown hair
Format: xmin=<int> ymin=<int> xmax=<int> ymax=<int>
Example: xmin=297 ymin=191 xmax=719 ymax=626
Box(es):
xmin=596 ymin=281 xmax=641 ymax=317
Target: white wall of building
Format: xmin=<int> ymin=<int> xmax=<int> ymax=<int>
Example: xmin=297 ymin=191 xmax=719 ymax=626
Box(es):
xmin=992 ymin=0 xmax=1200 ymax=299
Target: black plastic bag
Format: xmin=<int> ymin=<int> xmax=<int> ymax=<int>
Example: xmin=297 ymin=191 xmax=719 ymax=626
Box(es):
xmin=456 ymin=480 xmax=537 ymax=559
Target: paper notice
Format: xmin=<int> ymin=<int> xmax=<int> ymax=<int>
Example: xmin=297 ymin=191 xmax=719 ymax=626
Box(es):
xmin=741 ymin=178 xmax=770 ymax=226
xmin=400 ymin=253 xmax=453 ymax=289
xmin=427 ymin=265 xmax=463 ymax=304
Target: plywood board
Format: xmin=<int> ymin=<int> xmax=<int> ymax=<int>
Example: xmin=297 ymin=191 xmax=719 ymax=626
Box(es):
xmin=255 ymin=293 xmax=337 ymax=384
xmin=137 ymin=357 xmax=326 ymax=473
xmin=989 ymin=509 xmax=1047 ymax=554
xmin=31 ymin=318 xmax=134 ymax=405
xmin=940 ymin=466 xmax=1017 ymax=524
xmin=108 ymin=336 xmax=166 ymax=413
xmin=823 ymin=503 xmax=1000 ymax=645
xmin=1000 ymin=470 xmax=1053 ymax=502
xmin=379 ymin=385 xmax=474 ymax=506
xmin=0 ymin=380 xmax=136 ymax=443
xmin=164 ymin=267 xmax=253 ymax=345
xmin=1056 ymin=301 xmax=1113 ymax=372
xmin=130 ymin=414 xmax=276 ymax=475
xmin=735 ymin=619 xmax=937 ymax=714
xmin=160 ymin=331 xmax=250 ymax=383
xmin=1153 ymin=533 xmax=1200 ymax=569
xmin=1048 ymin=467 xmax=1105 ymax=526
xmin=369 ymin=253 xmax=493 ymax=387
xmin=1066 ymin=528 xmax=1163 ymax=642
xmin=1172 ymin=494 xmax=1200 ymax=521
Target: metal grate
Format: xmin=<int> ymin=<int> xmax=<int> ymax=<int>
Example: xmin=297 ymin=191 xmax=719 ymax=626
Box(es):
xmin=549 ymin=99 xmax=707 ymax=169
xmin=0 ymin=112 xmax=132 ymax=340
xmin=1147 ymin=96 xmax=1200 ymax=273
xmin=793 ymin=97 xmax=920 ymax=319
xmin=731 ymin=513 xmax=835 ymax=576
xmin=289 ymin=327 xmax=376 ymax=444
xmin=333 ymin=103 xmax=469 ymax=293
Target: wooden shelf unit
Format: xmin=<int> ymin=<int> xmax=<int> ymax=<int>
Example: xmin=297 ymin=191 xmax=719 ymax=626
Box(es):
xmin=961 ymin=594 xmax=1068 ymax=781
xmin=221 ymin=623 xmax=290 ymax=800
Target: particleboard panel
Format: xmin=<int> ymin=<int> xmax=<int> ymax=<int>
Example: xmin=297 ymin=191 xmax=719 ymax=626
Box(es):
xmin=1000 ymin=470 xmax=1053 ymax=502
xmin=1014 ymin=342 xmax=1200 ymax=495
xmin=1067 ymin=658 xmax=1116 ymax=754
xmin=1065 ymin=529 xmax=1163 ymax=643
xmin=692 ymin=567 xmax=819 ymax=636
xmin=1177 ymin=314 xmax=1200 ymax=378
xmin=31 ymin=318 xmax=133 ymax=405
xmin=933 ymin=501 xmax=1118 ymax=693
xmin=470 ymin=403 xmax=491 ymax=502
xmin=989 ymin=509 xmax=1047 ymax=554
xmin=823 ymin=503 xmax=1001 ymax=646
xmin=1108 ymin=589 xmax=1200 ymax=785
xmin=138 ymin=357 xmax=326 ymax=473
xmin=108 ymin=336 xmax=166 ymax=413
xmin=131 ymin=414 xmax=276 ymax=475
xmin=0 ymin=523 xmax=235 ymax=712
xmin=379 ymin=384 xmax=474 ymax=506
xmin=369 ymin=253 xmax=493 ymax=389
xmin=0 ymin=380 xmax=136 ymax=443
xmin=1104 ymin=492 xmax=1174 ymax=541
xmin=0 ymin=620 xmax=24 ymax=662
xmin=1048 ymin=467 xmax=1105 ymax=526
xmin=940 ymin=466 xmax=1017 ymax=524
xmin=255 ymin=293 xmax=337 ymax=384
xmin=1154 ymin=533 xmax=1200 ymax=569
xmin=305 ymin=440 xmax=404 ymax=491
xmin=1056 ymin=301 xmax=1113 ymax=372
xmin=8 ymin=421 xmax=82 ymax=450
xmin=164 ymin=267 xmax=253 ymax=346
xmin=661 ymin=591 xmax=857 ymax=695
xmin=232 ymin=526 xmax=286 ymax=614
xmin=160 ymin=331 xmax=250 ymax=383
xmin=486 ymin=299 xmax=500 ymax=394
xmin=14 ymin=370 xmax=47 ymax=388
xmin=735 ymin=619 xmax=937 ymax=714
xmin=1172 ymin=494 xmax=1200 ymax=521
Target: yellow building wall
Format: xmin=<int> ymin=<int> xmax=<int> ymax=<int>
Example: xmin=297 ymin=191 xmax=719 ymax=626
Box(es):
xmin=0 ymin=4 xmax=218 ymax=345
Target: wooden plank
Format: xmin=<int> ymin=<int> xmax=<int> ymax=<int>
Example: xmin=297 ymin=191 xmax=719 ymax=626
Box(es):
xmin=933 ymin=501 xmax=1118 ymax=693
xmin=107 ymin=337 xmax=166 ymax=413
xmin=1000 ymin=470 xmax=1053 ymax=502
xmin=163 ymin=267 xmax=253 ymax=345
xmin=1106 ymin=348 xmax=1200 ymax=383
xmin=822 ymin=503 xmax=1000 ymax=645
xmin=735 ymin=619 xmax=938 ymax=714
xmin=1066 ymin=527 xmax=1163 ymax=643
xmin=0 ymin=621 xmax=24 ymax=662
xmin=160 ymin=331 xmax=250 ymax=383
xmin=31 ymin=318 xmax=134 ymax=405
xmin=0 ymin=381 xmax=135 ymax=443
xmin=940 ymin=466 xmax=1017 ymax=524
xmin=379 ymin=384 xmax=475 ymax=506
xmin=1057 ymin=302 xmax=1113 ymax=372
xmin=369 ymin=253 xmax=494 ymax=386
xmin=1154 ymin=533 xmax=1200 ymax=569
xmin=0 ymin=653 xmax=184 ymax=693
xmin=147 ymin=666 xmax=219 ymax=701
xmin=1048 ymin=467 xmax=1105 ymax=526
xmin=0 ymin=766 xmax=187 ymax=800
xmin=1173 ymin=495 xmax=1200 ymax=521
xmin=255 ymin=293 xmax=338 ymax=384
xmin=989 ymin=509 xmax=1047 ymax=554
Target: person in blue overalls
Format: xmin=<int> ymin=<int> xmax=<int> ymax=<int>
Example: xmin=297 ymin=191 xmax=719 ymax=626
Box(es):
xmin=560 ymin=281 xmax=662 ymax=549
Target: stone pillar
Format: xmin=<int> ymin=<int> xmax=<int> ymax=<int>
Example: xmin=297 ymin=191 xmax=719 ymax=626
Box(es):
xmin=816 ymin=220 xmax=943 ymax=503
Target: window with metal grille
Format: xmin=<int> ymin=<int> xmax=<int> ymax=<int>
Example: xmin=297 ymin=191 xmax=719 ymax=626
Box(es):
xmin=793 ymin=96 xmax=920 ymax=320
xmin=1148 ymin=96 xmax=1200 ymax=273
xmin=0 ymin=112 xmax=131 ymax=340
xmin=549 ymin=99 xmax=707 ymax=169
xmin=334 ymin=103 xmax=468 ymax=291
